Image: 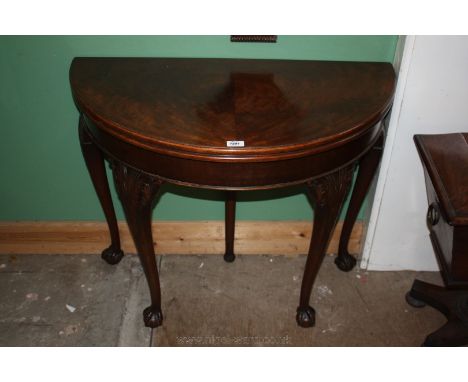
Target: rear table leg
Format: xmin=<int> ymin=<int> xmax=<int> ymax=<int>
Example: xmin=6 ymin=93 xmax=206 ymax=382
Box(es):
xmin=335 ymin=133 xmax=384 ymax=272
xmin=78 ymin=115 xmax=124 ymax=265
xmin=224 ymin=191 xmax=236 ymax=263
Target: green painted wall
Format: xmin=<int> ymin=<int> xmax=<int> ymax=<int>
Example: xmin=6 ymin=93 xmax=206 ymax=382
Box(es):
xmin=0 ymin=35 xmax=398 ymax=221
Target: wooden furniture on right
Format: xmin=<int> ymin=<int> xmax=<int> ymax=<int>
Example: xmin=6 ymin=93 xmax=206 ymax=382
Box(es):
xmin=406 ymin=133 xmax=468 ymax=346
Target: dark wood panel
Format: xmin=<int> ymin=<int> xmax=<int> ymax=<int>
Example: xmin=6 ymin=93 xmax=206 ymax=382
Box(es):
xmin=415 ymin=133 xmax=468 ymax=225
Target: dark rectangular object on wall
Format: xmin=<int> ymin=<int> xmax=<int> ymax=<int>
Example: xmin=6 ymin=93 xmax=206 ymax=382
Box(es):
xmin=231 ymin=35 xmax=277 ymax=43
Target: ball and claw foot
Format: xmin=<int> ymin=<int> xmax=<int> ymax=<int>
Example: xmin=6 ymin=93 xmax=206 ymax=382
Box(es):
xmin=101 ymin=246 xmax=124 ymax=265
xmin=405 ymin=291 xmax=426 ymax=308
xmin=296 ymin=305 xmax=316 ymax=328
xmin=334 ymin=252 xmax=357 ymax=272
xmin=143 ymin=306 xmax=163 ymax=328
xmin=223 ymin=252 xmax=235 ymax=263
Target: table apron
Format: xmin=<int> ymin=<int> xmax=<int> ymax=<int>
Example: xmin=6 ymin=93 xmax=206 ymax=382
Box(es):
xmin=85 ymin=119 xmax=382 ymax=190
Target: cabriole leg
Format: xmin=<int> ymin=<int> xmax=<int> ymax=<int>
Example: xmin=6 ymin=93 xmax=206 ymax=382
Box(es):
xmin=336 ymin=133 xmax=384 ymax=272
xmin=112 ymin=162 xmax=164 ymax=328
xmin=296 ymin=165 xmax=354 ymax=328
xmin=78 ymin=114 xmax=124 ymax=265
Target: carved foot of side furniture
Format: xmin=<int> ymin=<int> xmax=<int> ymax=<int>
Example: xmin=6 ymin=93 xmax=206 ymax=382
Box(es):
xmin=296 ymin=306 xmax=316 ymax=328
xmin=405 ymin=291 xmax=426 ymax=308
xmin=101 ymin=245 xmax=125 ymax=265
xmin=406 ymin=279 xmax=468 ymax=346
xmin=143 ymin=305 xmax=164 ymax=328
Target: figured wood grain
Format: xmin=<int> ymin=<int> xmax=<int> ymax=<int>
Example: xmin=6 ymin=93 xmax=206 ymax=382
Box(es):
xmin=0 ymin=221 xmax=363 ymax=256
xmin=70 ymin=58 xmax=395 ymax=162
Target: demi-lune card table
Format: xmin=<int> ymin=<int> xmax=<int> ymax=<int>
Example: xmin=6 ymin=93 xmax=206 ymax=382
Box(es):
xmin=70 ymin=58 xmax=395 ymax=329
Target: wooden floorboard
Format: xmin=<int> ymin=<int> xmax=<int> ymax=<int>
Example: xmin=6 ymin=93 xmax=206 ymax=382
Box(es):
xmin=0 ymin=220 xmax=363 ymax=256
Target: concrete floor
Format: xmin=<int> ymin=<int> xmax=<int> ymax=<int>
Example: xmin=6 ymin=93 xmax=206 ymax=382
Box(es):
xmin=0 ymin=253 xmax=446 ymax=346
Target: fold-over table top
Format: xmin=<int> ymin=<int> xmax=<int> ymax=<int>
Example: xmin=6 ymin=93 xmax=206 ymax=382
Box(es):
xmin=70 ymin=58 xmax=395 ymax=161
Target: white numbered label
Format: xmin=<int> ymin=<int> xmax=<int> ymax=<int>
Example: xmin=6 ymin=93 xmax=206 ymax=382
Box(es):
xmin=226 ymin=140 xmax=245 ymax=147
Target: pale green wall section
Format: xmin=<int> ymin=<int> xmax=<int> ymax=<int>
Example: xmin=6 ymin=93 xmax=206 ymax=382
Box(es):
xmin=0 ymin=36 xmax=397 ymax=221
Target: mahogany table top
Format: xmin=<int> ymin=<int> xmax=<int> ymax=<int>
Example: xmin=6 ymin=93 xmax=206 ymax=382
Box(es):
xmin=70 ymin=58 xmax=395 ymax=162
